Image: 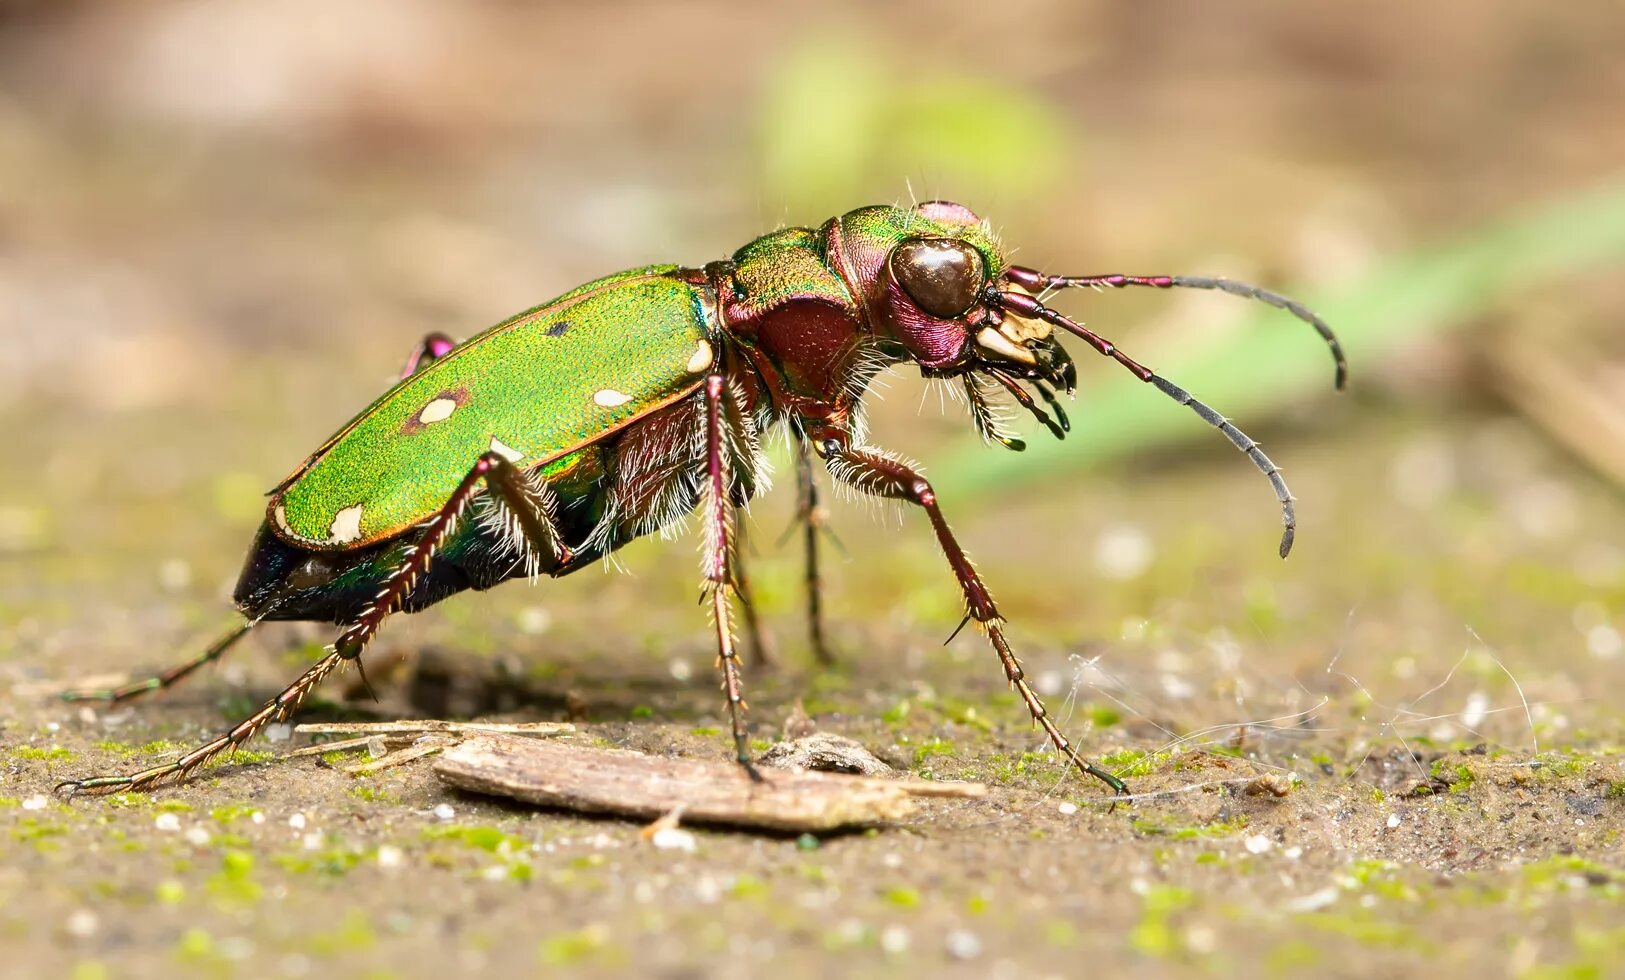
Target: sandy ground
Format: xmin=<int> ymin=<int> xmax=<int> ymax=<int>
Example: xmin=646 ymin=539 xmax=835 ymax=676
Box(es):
xmin=3 ymin=392 xmax=1622 ymax=978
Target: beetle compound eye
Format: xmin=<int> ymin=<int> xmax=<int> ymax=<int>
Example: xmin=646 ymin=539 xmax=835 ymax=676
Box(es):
xmin=889 ymin=239 xmax=985 ymax=319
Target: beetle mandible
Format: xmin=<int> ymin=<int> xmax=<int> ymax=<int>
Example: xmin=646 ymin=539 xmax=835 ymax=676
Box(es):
xmin=59 ymin=201 xmax=1345 ymax=796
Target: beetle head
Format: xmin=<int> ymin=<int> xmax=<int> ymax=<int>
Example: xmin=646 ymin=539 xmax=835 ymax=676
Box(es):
xmin=834 ymin=201 xmax=1074 ymax=393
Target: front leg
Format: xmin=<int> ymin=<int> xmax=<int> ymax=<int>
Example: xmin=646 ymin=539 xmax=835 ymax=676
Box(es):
xmin=809 ymin=426 xmax=1126 ymax=797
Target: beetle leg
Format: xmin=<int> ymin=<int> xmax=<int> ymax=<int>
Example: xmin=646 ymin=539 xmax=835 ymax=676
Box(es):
xmin=58 ymin=452 xmax=560 ymax=795
xmin=792 ymin=433 xmax=837 ymax=666
xmin=702 ymin=375 xmax=760 ymax=778
xmin=731 ymin=518 xmax=775 ymax=668
xmin=811 ymin=432 xmax=1127 ymax=799
xmin=60 ymin=620 xmax=254 ymax=706
xmin=398 ymin=331 xmax=457 ymax=380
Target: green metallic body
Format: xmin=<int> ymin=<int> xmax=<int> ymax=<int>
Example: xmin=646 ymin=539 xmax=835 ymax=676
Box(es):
xmin=270 ymin=267 xmax=718 ymax=549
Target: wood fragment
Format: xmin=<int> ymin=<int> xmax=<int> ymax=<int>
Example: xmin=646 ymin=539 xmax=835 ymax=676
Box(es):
xmin=434 ymin=732 xmax=986 ymax=832
xmin=338 ymin=737 xmax=453 ymax=775
xmin=293 ymin=720 xmax=575 ymax=737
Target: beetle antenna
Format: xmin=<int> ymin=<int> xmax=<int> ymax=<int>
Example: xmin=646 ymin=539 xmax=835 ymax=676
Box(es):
xmin=998 ymin=290 xmax=1299 ymax=558
xmin=1003 ymin=266 xmax=1347 ymax=390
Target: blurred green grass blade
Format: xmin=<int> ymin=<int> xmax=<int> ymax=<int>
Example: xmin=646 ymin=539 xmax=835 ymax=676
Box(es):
xmin=938 ymin=176 xmax=1625 ymax=499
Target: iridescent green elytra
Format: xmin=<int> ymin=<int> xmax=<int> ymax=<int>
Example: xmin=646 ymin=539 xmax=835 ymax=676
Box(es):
xmin=59 ymin=200 xmax=1345 ymax=799
xmin=270 ymin=267 xmax=717 ymax=549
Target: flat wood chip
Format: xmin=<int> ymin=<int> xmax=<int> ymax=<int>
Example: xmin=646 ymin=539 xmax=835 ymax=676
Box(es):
xmin=433 ymin=733 xmax=987 ymax=832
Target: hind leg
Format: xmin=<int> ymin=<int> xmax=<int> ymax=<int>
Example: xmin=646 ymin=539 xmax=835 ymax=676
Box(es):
xmin=59 ymin=453 xmax=567 ymax=794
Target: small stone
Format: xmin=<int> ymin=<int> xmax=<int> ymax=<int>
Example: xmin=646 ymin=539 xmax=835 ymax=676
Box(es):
xmin=376 ymin=845 xmax=404 ymax=869
xmin=21 ymin=794 xmax=47 ymax=811
xmin=264 ymin=724 xmax=293 ymax=744
xmin=1285 ymin=886 xmax=1340 ymax=912
xmin=366 ymin=736 xmax=388 ymax=760
xmin=288 ymin=813 xmax=307 ymax=830
xmin=650 ymin=827 xmax=697 ymax=853
xmin=945 ymin=930 xmax=982 ymax=961
xmin=516 ymin=606 xmax=552 ymax=636
xmin=432 ymin=803 xmax=456 ymax=822
xmin=65 ymin=909 xmax=99 ymax=940
xmin=1385 ymin=813 xmax=1401 ymax=830
xmin=185 ymin=826 xmax=212 ymax=847
xmin=154 ymin=813 xmax=182 ymax=832
xmin=880 ymin=925 xmax=911 ymax=955
xmin=157 ymin=558 xmax=192 ymax=592
xmin=1094 ymin=523 xmax=1153 ymax=580
xmin=1057 ymin=801 xmax=1078 ymax=816
xmin=251 ymin=811 xmax=266 ymax=825
xmin=1244 ymin=834 xmax=1273 ymax=854
xmin=302 ymin=832 xmax=324 ymax=851
xmin=667 ymin=658 xmax=692 ymax=682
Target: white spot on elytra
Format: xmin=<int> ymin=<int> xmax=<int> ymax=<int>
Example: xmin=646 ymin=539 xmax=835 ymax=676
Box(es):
xmin=418 ymin=398 xmax=457 ymax=424
xmin=594 ymin=389 xmax=632 ymax=408
xmin=329 ymin=504 xmax=364 ymax=543
xmin=490 ymin=437 xmax=523 ymax=463
xmin=274 ymin=505 xmax=290 ymax=533
xmin=686 ymin=339 xmax=713 ymax=374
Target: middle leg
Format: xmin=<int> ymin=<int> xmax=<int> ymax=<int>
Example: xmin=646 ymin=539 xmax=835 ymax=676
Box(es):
xmin=701 ymin=375 xmax=759 ymax=776
xmin=814 ymin=434 xmax=1126 ymax=795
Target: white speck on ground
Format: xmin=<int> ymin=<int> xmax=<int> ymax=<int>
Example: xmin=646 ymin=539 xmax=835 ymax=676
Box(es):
xmin=651 ymin=827 xmax=697 ymax=853
xmin=946 ymin=930 xmax=983 ymax=961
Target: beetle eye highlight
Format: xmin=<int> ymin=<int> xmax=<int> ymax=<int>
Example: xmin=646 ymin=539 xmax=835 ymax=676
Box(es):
xmin=889 ymin=239 xmax=985 ymax=319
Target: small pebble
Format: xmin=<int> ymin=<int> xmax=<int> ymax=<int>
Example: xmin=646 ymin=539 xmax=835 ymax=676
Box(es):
xmin=366 ymin=736 xmax=388 ymax=760
xmin=1385 ymin=813 xmax=1402 ymax=830
xmin=264 ymin=724 xmax=293 ymax=744
xmin=650 ymin=827 xmax=697 ymax=853
xmin=22 ymin=794 xmax=47 ymax=812
xmin=157 ymin=558 xmax=192 ymax=592
xmin=795 ymin=833 xmax=821 ymax=851
xmin=251 ymin=811 xmax=266 ymax=825
xmin=1285 ymin=886 xmax=1340 ymax=912
xmin=432 ymin=803 xmax=456 ymax=822
xmin=288 ymin=813 xmax=307 ymax=830
xmin=945 ymin=930 xmax=982 ymax=961
xmin=1244 ymin=834 xmax=1273 ymax=854
xmin=1057 ymin=801 xmax=1078 ymax=816
xmin=377 ymin=845 xmax=404 ymax=869
xmin=880 ymin=925 xmax=911 ymax=955
xmin=154 ymin=813 xmax=182 ymax=832
xmin=668 ymin=659 xmax=693 ymax=682
xmin=301 ymin=832 xmax=324 ymax=851
xmin=515 ymin=606 xmax=552 ymax=635
xmin=185 ymin=826 xmax=212 ymax=847
xmin=65 ymin=909 xmax=99 ymax=940
xmin=1283 ymin=846 xmax=1303 ymax=861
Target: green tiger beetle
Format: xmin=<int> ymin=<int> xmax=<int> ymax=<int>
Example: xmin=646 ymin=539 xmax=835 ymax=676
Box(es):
xmin=57 ymin=201 xmax=1345 ymax=798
